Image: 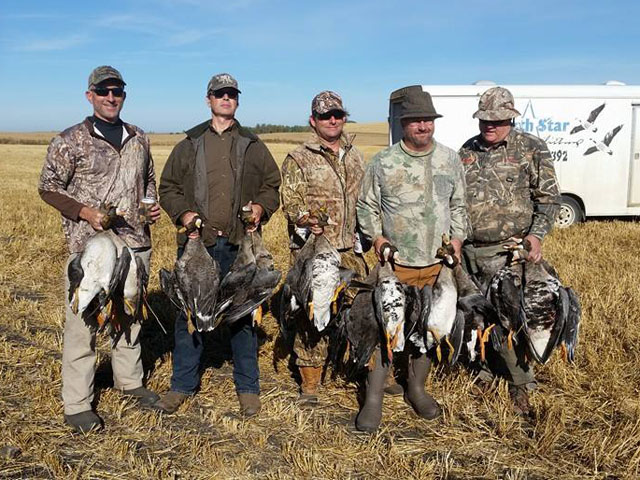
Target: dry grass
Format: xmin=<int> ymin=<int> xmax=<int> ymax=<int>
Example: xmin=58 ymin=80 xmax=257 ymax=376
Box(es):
xmin=1 ymin=129 xmax=639 ymax=479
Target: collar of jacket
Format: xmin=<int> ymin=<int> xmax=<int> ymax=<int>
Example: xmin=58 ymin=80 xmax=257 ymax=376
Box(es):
xmin=82 ymin=116 xmax=137 ymax=150
xmin=184 ymin=119 xmax=258 ymax=142
xmin=303 ymin=132 xmax=355 ymax=155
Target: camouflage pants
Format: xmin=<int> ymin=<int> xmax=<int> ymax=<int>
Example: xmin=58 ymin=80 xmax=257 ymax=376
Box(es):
xmin=462 ymin=243 xmax=536 ymax=389
xmin=292 ymin=248 xmax=368 ymax=368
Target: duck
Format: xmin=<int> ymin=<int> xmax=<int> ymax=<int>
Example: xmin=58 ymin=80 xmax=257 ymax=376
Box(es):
xmin=159 ymin=217 xmax=221 ymax=333
xmin=520 ymin=260 xmax=581 ymax=365
xmin=215 ymin=230 xmax=281 ymax=326
xmin=329 ymin=261 xmax=405 ymax=374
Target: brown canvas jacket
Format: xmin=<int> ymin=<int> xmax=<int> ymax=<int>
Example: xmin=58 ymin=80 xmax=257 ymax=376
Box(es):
xmin=38 ymin=118 xmax=156 ymax=254
xmin=159 ymin=120 xmax=281 ymax=247
xmin=281 ymin=133 xmax=365 ymax=250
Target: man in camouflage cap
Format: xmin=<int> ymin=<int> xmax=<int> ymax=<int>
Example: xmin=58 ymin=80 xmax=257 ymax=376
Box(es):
xmin=280 ymin=90 xmax=368 ymax=405
xmin=459 ymin=86 xmax=560 ymax=416
xmin=356 ymin=88 xmax=467 ymax=432
xmin=155 ymin=72 xmax=280 ymax=417
xmin=38 ymin=65 xmax=161 ymax=433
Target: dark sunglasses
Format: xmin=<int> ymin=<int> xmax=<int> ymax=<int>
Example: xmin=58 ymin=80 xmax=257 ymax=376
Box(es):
xmin=92 ymin=87 xmax=125 ymax=97
xmin=316 ymin=110 xmax=346 ymax=121
xmin=210 ymin=88 xmax=239 ymax=99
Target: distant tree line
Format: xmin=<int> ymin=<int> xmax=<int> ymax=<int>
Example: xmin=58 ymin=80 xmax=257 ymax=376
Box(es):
xmin=246 ymin=124 xmax=311 ymax=134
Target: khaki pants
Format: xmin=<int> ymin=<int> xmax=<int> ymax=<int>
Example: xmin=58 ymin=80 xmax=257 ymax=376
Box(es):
xmin=292 ymin=248 xmax=368 ymax=368
xmin=462 ymin=243 xmax=536 ymax=389
xmin=394 ymin=263 xmax=442 ymax=288
xmin=62 ymin=249 xmax=151 ymax=415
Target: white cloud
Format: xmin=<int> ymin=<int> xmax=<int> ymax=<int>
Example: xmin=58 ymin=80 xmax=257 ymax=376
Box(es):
xmin=16 ymin=33 xmax=88 ymax=52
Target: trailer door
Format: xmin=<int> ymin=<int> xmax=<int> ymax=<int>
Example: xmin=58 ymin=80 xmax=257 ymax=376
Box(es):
xmin=629 ymin=106 xmax=640 ymax=205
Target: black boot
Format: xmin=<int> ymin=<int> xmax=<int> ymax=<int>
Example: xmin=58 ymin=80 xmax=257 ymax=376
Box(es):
xmin=404 ymin=353 xmax=441 ymax=420
xmin=356 ymin=349 xmax=389 ymax=433
xmin=64 ymin=411 xmax=103 ymax=434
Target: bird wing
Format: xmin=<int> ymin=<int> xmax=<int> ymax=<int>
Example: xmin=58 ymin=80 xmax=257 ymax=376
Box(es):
xmin=603 ymin=125 xmax=623 ymax=146
xmin=561 ymin=287 xmax=581 ymax=364
xmin=67 ymin=255 xmax=84 ymax=305
xmin=587 ymin=103 xmax=605 ymax=123
xmin=159 ymin=268 xmax=184 ymax=310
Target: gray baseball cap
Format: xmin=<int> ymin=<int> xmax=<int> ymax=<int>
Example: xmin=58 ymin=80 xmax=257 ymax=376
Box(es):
xmin=207 ymin=73 xmax=241 ymax=94
xmin=88 ymin=65 xmax=126 ymax=88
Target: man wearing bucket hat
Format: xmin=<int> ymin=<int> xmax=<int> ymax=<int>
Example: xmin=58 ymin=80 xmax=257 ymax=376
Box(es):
xmin=280 ymin=91 xmax=368 ymax=405
xmin=458 ymin=86 xmax=560 ymax=416
xmin=39 ymin=65 xmax=161 ymax=433
xmin=356 ymin=88 xmax=467 ymax=432
xmin=156 ymin=73 xmax=281 ymax=417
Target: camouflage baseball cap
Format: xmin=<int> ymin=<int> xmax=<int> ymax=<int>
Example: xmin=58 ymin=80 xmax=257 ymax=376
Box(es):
xmin=88 ymin=65 xmax=126 ymax=88
xmin=207 ymin=73 xmax=241 ymax=94
xmin=311 ymin=91 xmax=347 ymax=115
xmin=473 ymin=86 xmax=520 ymax=121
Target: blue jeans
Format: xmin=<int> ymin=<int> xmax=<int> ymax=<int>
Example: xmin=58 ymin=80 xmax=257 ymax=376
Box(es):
xmin=170 ymin=237 xmax=260 ymax=395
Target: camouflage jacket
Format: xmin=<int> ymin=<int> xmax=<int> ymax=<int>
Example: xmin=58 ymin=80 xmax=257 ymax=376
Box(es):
xmin=357 ymin=140 xmax=467 ymax=267
xmin=281 ymin=132 xmax=365 ymax=250
xmin=39 ymin=118 xmax=156 ymax=254
xmin=459 ymin=129 xmax=560 ymax=244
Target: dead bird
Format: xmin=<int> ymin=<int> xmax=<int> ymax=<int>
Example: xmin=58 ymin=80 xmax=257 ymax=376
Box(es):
xmin=67 ymin=231 xmax=131 ymax=330
xmin=159 ymin=217 xmax=221 ymax=333
xmin=330 ymin=262 xmax=405 ymax=374
xmin=452 ymin=264 xmax=496 ymax=362
xmin=280 ymin=233 xmax=352 ymax=343
xmin=215 ymin=230 xmax=281 ymax=326
xmin=521 ymin=260 xmax=581 ymax=365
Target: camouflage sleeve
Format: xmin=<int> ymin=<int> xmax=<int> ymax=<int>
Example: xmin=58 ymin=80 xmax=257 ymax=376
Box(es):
xmin=449 ymin=152 xmax=468 ymax=242
xmin=280 ymin=154 xmax=308 ymax=224
xmin=38 ymin=135 xmax=85 ymax=220
xmin=356 ymin=157 xmax=383 ymax=244
xmin=529 ymin=142 xmax=560 ymax=239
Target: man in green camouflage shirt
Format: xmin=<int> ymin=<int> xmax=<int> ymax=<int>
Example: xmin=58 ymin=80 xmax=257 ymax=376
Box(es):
xmin=458 ymin=86 xmax=560 ymax=416
xmin=281 ymin=91 xmax=368 ymax=405
xmin=355 ymin=89 xmax=467 ymax=432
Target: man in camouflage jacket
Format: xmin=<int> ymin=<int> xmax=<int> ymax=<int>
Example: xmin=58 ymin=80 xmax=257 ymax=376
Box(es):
xmin=356 ymin=89 xmax=467 ymax=432
xmin=458 ymin=86 xmax=560 ymax=416
xmin=280 ymin=91 xmax=368 ymax=404
xmin=38 ymin=66 xmax=161 ymax=433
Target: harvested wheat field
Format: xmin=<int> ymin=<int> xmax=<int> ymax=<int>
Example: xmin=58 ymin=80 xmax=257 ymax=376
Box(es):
xmin=1 ymin=126 xmax=639 ymax=479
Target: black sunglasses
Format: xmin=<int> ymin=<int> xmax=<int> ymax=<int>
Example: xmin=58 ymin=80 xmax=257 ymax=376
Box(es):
xmin=210 ymin=88 xmax=239 ymax=99
xmin=92 ymin=87 xmax=125 ymax=97
xmin=316 ymin=110 xmax=346 ymax=121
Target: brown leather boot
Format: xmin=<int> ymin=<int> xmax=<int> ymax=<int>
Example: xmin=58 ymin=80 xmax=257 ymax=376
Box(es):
xmin=356 ymin=349 xmax=389 ymax=433
xmin=509 ymin=385 xmax=533 ymax=418
xmin=152 ymin=391 xmax=189 ymax=414
xmin=404 ymin=353 xmax=441 ymax=420
xmin=238 ymin=393 xmax=261 ymax=417
xmin=298 ymin=366 xmax=322 ymax=405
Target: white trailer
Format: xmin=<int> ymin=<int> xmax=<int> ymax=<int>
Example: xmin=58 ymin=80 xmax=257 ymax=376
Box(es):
xmin=388 ymin=82 xmax=640 ymax=227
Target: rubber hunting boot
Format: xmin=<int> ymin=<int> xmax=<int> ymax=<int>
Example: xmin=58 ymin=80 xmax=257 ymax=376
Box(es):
xmin=404 ymin=353 xmax=442 ymax=420
xmin=355 ymin=349 xmax=389 ymax=433
xmin=64 ymin=410 xmax=103 ymax=434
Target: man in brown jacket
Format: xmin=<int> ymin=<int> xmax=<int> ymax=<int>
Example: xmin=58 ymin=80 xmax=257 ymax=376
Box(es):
xmin=155 ymin=73 xmax=281 ymax=417
xmin=39 ymin=65 xmax=161 ymax=433
xmin=280 ymin=91 xmax=368 ymax=404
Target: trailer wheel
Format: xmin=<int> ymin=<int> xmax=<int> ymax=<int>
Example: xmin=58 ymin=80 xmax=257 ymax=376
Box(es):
xmin=556 ymin=196 xmax=584 ymax=228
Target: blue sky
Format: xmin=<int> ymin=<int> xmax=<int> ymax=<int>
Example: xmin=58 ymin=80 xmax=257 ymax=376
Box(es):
xmin=1 ymin=0 xmax=638 ymax=132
